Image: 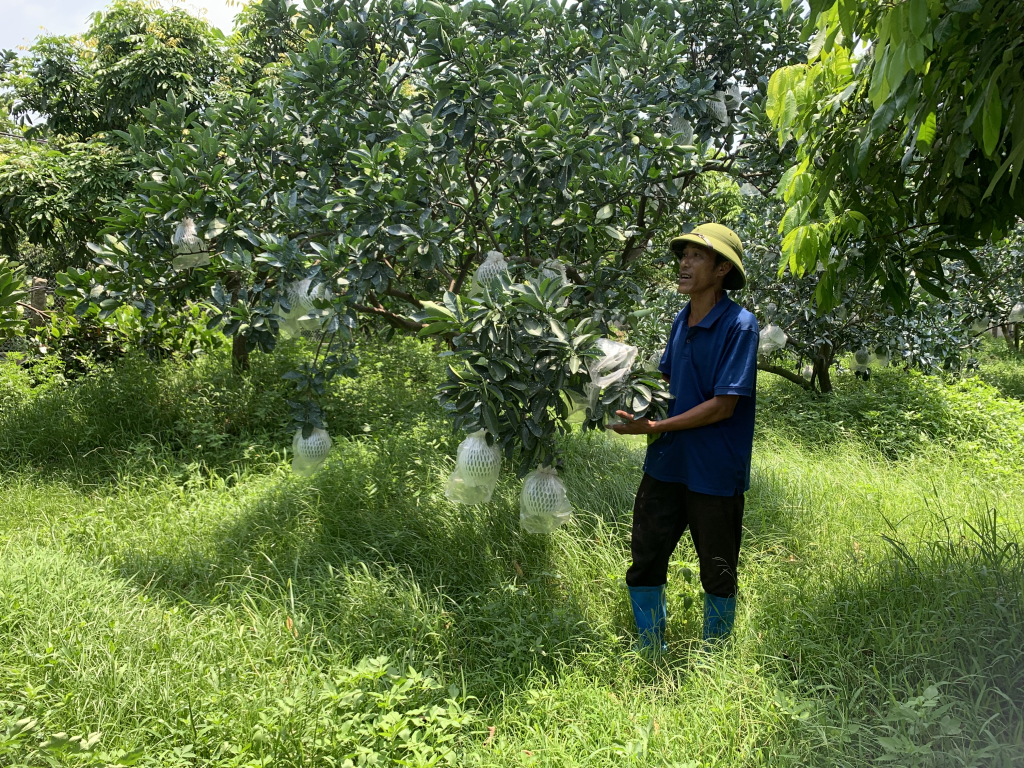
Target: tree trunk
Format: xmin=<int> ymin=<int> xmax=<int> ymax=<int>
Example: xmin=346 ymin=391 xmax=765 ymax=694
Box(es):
xmin=28 ymin=277 xmax=47 ymax=327
xmin=1002 ymin=324 xmax=1014 ymax=352
xmin=813 ymin=343 xmax=833 ymax=394
xmin=232 ymin=333 xmax=250 ymax=372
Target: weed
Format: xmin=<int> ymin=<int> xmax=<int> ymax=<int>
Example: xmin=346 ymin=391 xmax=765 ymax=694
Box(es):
xmin=1 ymin=340 xmax=1022 ymax=766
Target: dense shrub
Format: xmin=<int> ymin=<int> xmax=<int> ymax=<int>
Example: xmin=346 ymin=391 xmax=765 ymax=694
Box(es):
xmin=757 ymin=365 xmax=1024 ymax=464
xmin=0 ymin=335 xmax=444 ymax=474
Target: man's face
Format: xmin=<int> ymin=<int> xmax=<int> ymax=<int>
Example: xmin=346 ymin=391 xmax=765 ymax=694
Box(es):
xmin=676 ymin=243 xmax=730 ymax=295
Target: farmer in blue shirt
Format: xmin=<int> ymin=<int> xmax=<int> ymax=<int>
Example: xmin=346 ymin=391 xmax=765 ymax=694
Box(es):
xmin=611 ymin=223 xmax=758 ymax=650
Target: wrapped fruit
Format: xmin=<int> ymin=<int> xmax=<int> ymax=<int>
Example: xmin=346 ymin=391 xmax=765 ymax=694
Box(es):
xmin=445 ymin=430 xmax=502 ymax=505
xmin=292 ymin=427 xmax=332 ymax=477
xmin=519 ymin=467 xmax=572 ymax=534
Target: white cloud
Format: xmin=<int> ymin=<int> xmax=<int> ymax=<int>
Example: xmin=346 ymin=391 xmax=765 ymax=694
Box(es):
xmin=0 ymin=0 xmax=244 ymax=52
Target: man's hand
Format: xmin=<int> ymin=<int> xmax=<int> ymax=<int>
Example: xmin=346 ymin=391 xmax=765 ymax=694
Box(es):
xmin=608 ymin=411 xmax=659 ymax=435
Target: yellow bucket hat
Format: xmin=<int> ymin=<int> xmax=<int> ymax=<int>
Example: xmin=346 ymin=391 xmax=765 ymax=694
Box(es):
xmin=669 ymin=223 xmax=746 ymax=290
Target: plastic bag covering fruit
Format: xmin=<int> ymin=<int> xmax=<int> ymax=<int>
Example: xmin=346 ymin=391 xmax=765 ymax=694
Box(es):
xmin=172 ymin=217 xmax=204 ymax=253
xmin=1010 ymin=303 xmax=1024 ymax=323
xmin=801 ymin=364 xmax=813 ymax=381
xmin=540 ymin=259 xmax=568 ymax=281
xmin=278 ymin=278 xmax=322 ymax=339
xmin=292 ymin=427 xmax=332 ymax=476
xmin=172 ymin=251 xmax=211 ymax=269
xmin=445 ymin=430 xmax=502 ymax=505
xmin=171 ymin=217 xmax=210 ymax=269
xmin=870 ymin=347 xmax=890 ymax=367
xmin=588 ymin=337 xmax=638 ymax=389
xmin=757 ymin=324 xmax=787 ymax=355
xmin=520 ymin=467 xmax=573 ymax=534
xmin=470 ymin=251 xmax=508 ymax=294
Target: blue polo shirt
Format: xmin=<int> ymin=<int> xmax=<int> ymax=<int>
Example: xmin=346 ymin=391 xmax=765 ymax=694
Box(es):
xmin=643 ymin=294 xmax=759 ymax=496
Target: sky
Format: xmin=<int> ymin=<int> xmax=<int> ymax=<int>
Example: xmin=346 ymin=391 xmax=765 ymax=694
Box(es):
xmin=0 ymin=1 xmax=243 ymax=52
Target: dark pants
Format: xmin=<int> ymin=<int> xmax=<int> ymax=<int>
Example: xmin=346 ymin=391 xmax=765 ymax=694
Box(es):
xmin=626 ymin=473 xmax=744 ymax=598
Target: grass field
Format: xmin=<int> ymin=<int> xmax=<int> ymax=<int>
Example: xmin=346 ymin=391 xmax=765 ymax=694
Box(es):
xmin=1 ymin=339 xmax=1022 ymax=767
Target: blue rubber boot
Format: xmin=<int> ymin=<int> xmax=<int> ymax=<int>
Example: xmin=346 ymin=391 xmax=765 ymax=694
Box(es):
xmin=703 ymin=593 xmax=736 ymax=645
xmin=628 ymin=585 xmax=667 ymax=652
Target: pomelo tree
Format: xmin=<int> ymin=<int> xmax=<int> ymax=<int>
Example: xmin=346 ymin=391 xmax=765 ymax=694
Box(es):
xmin=56 ymin=0 xmax=807 ymax=461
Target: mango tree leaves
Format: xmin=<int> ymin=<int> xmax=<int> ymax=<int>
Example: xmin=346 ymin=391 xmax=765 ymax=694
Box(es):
xmin=0 ymin=257 xmax=28 ymax=340
xmin=766 ymin=0 xmax=1024 ymax=311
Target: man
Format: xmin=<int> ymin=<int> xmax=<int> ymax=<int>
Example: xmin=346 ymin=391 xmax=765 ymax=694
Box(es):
xmin=610 ymin=223 xmax=758 ymax=650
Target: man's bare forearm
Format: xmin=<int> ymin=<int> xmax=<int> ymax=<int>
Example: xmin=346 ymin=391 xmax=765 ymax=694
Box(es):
xmin=650 ymin=395 xmax=738 ymax=433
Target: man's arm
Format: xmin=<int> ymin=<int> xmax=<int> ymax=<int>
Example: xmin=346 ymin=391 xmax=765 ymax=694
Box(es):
xmin=609 ymin=395 xmax=738 ymax=436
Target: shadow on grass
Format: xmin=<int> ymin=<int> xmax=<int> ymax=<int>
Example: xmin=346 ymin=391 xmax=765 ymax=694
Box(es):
xmin=100 ymin=425 xmax=636 ymax=697
xmin=756 ymin=507 xmax=1024 ymax=765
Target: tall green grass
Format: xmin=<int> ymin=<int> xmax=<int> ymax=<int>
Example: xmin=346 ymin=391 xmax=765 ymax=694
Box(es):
xmin=1 ymin=341 xmax=1021 ymax=766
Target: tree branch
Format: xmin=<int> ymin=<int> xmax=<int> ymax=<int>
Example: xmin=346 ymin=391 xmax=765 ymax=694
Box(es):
xmin=450 ymin=248 xmax=478 ymax=294
xmin=352 ymin=302 xmax=425 ymax=333
xmin=757 ymin=362 xmax=813 ymax=390
xmin=383 ymin=285 xmax=423 ymax=308
xmin=16 ymin=301 xmax=50 ymax=318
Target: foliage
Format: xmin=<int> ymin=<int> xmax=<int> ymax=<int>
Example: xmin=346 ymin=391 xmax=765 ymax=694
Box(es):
xmin=757 ymin=364 xmax=1024 ymax=463
xmin=946 ymin=224 xmax=1024 ymax=334
xmin=25 ymin=302 xmax=224 ymax=378
xmin=736 ymin=195 xmax=979 ymax=390
xmin=230 ymin=0 xmax=307 ymax=83
xmin=0 ymin=334 xmax=440 ymax=469
xmin=1 ymin=340 xmax=1024 ymax=766
xmin=5 ymin=1 xmax=228 ymax=138
xmin=766 ymin=0 xmax=1024 ymax=310
xmin=0 ymin=256 xmax=26 ymax=340
xmin=56 ymin=0 xmax=805 ymax=451
xmin=0 ymin=137 xmax=128 ymax=263
xmin=0 ymin=656 xmax=475 ymax=767
xmin=0 ymin=1 xmax=233 ymax=270
xmin=418 ymin=274 xmax=670 ymax=472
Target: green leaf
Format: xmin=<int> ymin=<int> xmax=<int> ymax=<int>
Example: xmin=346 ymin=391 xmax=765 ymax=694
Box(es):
xmin=948 ymin=0 xmax=980 ymax=12
xmin=909 ymin=0 xmax=928 ymax=39
xmin=410 ymin=121 xmax=430 ymax=142
xmin=838 ymin=0 xmax=855 ymax=41
xmin=982 ymin=79 xmax=1003 ymax=157
xmin=915 ymin=111 xmax=936 ymax=153
xmin=205 ymin=217 xmax=229 ymax=238
xmin=596 ymin=204 xmax=614 ymax=221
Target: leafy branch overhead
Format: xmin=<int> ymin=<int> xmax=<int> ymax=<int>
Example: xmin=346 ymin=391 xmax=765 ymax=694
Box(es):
xmin=768 ymin=0 xmax=1024 ymax=310
xmin=417 ymin=272 xmax=671 ymax=474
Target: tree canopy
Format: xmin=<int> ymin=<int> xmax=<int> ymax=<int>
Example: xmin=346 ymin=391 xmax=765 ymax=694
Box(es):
xmin=55 ymin=0 xmax=806 ymax=451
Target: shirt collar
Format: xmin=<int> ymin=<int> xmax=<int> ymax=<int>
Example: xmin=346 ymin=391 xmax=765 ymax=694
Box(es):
xmin=681 ymin=292 xmax=733 ymax=330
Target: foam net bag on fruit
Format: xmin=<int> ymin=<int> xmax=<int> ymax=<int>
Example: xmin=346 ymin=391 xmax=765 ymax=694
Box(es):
xmin=445 ymin=430 xmax=502 ymax=505
xmin=470 ymin=251 xmax=508 ymax=294
xmin=519 ymin=467 xmax=572 ymax=534
xmin=292 ymin=427 xmax=332 ymax=477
